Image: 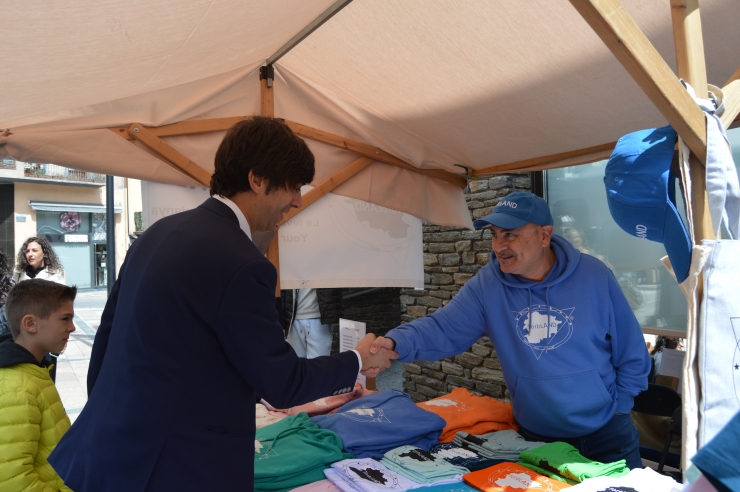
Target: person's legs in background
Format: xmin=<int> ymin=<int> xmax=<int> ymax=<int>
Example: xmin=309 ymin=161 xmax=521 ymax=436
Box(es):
xmin=304 ymin=318 xmax=333 ymax=358
xmin=286 ymin=319 xmax=308 ymax=358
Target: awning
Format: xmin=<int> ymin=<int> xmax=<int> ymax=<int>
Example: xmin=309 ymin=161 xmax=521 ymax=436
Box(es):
xmin=29 ymin=200 xmax=122 ymax=214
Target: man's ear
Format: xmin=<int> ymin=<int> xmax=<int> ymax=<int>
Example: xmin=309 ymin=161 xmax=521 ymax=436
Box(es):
xmin=248 ymin=171 xmax=269 ymax=196
xmin=20 ymin=314 xmax=37 ymax=335
xmin=540 ymin=225 xmax=554 ymax=245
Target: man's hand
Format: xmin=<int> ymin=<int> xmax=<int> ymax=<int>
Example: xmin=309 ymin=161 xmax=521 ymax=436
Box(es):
xmin=369 ymin=336 xmax=396 ymax=355
xmin=355 ymin=334 xmax=398 ymax=378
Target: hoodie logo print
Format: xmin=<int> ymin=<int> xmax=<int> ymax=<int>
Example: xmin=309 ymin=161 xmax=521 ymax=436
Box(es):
xmin=514 ymin=304 xmax=574 ymax=360
xmin=339 ymin=407 xmax=391 ymax=423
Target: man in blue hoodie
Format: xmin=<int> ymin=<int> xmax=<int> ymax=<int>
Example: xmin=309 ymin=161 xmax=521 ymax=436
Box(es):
xmin=372 ymin=192 xmax=650 ymax=469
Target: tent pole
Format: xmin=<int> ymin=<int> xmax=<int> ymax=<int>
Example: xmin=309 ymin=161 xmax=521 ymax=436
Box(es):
xmin=569 ymin=0 xmax=707 ymax=163
xmin=261 ymin=65 xmax=281 ymax=296
xmin=266 ymin=0 xmax=353 ymax=66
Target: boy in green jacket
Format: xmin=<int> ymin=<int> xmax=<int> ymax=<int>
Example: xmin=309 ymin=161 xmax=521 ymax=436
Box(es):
xmin=0 ymin=279 xmax=77 ymax=492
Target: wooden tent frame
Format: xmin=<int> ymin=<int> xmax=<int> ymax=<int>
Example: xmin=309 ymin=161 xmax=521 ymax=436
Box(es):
xmin=105 ymin=0 xmax=739 ymax=306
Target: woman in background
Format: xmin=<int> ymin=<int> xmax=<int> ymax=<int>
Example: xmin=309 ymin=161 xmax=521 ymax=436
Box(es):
xmin=12 ymin=237 xmax=67 ymax=381
xmin=13 ymin=237 xmax=66 ymax=284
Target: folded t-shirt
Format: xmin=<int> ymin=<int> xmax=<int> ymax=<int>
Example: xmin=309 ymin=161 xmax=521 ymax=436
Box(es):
xmin=430 ymin=442 xmax=504 ymax=472
xmin=254 ymin=413 xmax=353 ymax=492
xmin=263 ymin=383 xmax=374 ymax=417
xmin=563 ymin=467 xmax=681 ymax=491
xmin=312 ymin=390 xmax=445 ymax=459
xmin=463 ymin=462 xmax=573 ymax=491
xmin=291 ymin=479 xmax=345 ymax=492
xmin=380 ymin=445 xmax=468 ymax=484
xmin=417 ymin=388 xmax=518 ymax=442
xmin=454 ymin=430 xmax=545 ymax=461
xmin=324 ymin=458 xmax=422 ymax=492
xmin=518 ymin=442 xmax=629 ymax=483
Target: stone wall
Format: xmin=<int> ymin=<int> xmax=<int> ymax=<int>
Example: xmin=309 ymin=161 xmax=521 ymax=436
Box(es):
xmin=400 ymin=173 xmax=532 ymax=403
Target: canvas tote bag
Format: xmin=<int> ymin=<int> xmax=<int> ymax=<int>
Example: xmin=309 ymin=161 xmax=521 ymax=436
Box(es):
xmin=696 ymin=107 xmax=740 ymax=447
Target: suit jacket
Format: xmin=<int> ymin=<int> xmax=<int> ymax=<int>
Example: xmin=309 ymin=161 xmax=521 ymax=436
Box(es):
xmin=49 ymin=198 xmax=359 ymax=491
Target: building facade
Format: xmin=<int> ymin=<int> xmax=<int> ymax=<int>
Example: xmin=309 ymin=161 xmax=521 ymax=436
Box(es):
xmin=0 ymin=159 xmax=142 ymax=289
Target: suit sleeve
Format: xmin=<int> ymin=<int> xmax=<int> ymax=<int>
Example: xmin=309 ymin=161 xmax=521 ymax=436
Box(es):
xmin=607 ymin=270 xmax=651 ymax=413
xmin=213 ymin=259 xmax=359 ymax=408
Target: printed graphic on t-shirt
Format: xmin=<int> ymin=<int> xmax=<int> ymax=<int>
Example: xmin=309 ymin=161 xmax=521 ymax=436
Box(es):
xmin=340 ymin=407 xmax=391 ymax=423
xmin=514 ymin=305 xmax=574 ymax=359
xmin=254 ymin=439 xmax=278 ymax=460
xmin=494 ymin=472 xmax=544 ymax=489
xmin=420 ymin=398 xmax=467 ymax=413
xmin=342 ymin=462 xmax=401 ymax=489
xmin=398 ymin=448 xmax=436 ymax=462
xmin=596 ymin=487 xmax=638 ymax=492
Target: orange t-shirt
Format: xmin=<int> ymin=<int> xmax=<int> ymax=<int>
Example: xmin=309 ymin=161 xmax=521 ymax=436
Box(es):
xmin=463 ymin=462 xmax=572 ymax=491
xmin=416 ymin=387 xmax=518 ymax=442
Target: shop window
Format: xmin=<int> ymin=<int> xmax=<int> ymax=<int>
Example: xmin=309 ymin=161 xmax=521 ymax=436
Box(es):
xmin=545 ymin=127 xmax=740 ymax=333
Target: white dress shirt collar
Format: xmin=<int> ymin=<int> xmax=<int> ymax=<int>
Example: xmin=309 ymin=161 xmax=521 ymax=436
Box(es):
xmin=212 ymin=194 xmax=252 ymax=241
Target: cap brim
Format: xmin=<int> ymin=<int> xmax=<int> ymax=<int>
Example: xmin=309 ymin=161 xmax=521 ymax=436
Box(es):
xmin=662 ymin=202 xmax=692 ymax=283
xmin=474 ymin=213 xmax=530 ymax=230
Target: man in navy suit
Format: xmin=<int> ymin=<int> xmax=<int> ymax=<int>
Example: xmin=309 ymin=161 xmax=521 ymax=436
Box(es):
xmin=49 ymin=117 xmax=396 ymax=491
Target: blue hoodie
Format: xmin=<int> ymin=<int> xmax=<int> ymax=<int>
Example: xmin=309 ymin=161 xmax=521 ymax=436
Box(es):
xmin=387 ymin=235 xmax=650 ymax=438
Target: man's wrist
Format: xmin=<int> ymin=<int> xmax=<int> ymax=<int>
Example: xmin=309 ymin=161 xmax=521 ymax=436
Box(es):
xmin=387 ymin=337 xmax=396 ymax=351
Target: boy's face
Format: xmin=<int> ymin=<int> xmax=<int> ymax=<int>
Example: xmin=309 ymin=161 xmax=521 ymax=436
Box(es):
xmin=35 ymin=300 xmax=76 ymax=354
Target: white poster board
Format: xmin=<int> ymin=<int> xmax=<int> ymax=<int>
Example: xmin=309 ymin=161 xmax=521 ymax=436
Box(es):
xmin=658 ymin=348 xmax=686 ymax=394
xmin=339 ymin=318 xmax=366 ymax=387
xmin=141 ymin=182 xmax=424 ymax=288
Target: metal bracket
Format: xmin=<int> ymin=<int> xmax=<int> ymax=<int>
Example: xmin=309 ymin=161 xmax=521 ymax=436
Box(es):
xmin=260 ymin=65 xmax=275 ymax=88
xmin=454 ymin=163 xmax=473 ymax=179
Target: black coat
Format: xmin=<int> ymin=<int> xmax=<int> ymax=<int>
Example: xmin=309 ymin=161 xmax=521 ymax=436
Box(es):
xmin=280 ymin=288 xmax=343 ymax=334
xmin=49 ymin=198 xmax=358 ymax=492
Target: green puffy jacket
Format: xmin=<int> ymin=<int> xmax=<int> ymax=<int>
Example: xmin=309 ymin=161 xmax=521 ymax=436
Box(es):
xmin=0 ymin=334 xmax=72 ymax=492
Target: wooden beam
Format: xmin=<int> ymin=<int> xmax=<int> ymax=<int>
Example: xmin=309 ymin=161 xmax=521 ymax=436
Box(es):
xmin=279 ymin=156 xmax=374 ymax=226
xmin=110 ymin=116 xmax=467 ymax=187
xmin=721 ymin=66 xmax=740 ymax=130
xmin=127 ymin=123 xmax=211 ymax=187
xmin=283 ymin=119 xmax=468 ymax=188
xmin=569 ymin=0 xmax=707 ymax=164
xmin=110 ymin=117 xmax=248 ymax=140
xmin=475 ymin=141 xmax=616 ymax=176
xmin=261 ymin=79 xmax=274 ymax=118
xmin=671 ymin=0 xmax=708 ymax=97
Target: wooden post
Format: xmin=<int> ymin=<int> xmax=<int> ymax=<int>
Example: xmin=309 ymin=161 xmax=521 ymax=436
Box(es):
xmin=260 ymin=65 xmax=280 ymax=296
xmin=569 ymin=0 xmax=707 ymax=163
xmin=670 ymin=0 xmax=715 ymax=242
xmin=720 ymin=66 xmax=740 ymax=130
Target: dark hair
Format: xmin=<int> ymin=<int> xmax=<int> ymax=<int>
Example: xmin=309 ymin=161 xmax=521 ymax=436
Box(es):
xmin=210 ymin=116 xmax=315 ymax=198
xmin=15 ymin=237 xmax=64 ymax=275
xmin=0 ymin=249 xmax=14 ymax=307
xmin=6 ymin=279 xmax=77 ymax=338
xmin=651 ymin=336 xmax=680 ymax=356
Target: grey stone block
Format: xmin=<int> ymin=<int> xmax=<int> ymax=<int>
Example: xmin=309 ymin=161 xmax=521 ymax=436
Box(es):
xmin=441 ymin=361 xmax=464 ymax=376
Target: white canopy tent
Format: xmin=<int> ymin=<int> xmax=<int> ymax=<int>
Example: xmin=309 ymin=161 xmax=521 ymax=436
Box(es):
xmin=3 ymin=0 xmax=740 ymax=466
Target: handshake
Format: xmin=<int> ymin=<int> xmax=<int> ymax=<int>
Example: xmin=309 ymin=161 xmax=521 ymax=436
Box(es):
xmin=354 ymin=334 xmax=398 ymax=378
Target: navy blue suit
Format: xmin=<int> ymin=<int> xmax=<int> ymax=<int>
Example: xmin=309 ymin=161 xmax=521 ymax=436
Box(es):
xmin=49 ymin=198 xmax=359 ymax=491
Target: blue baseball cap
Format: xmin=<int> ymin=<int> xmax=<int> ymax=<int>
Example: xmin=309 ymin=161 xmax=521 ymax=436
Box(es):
xmin=473 ymin=192 xmax=554 ymax=230
xmin=604 ymin=125 xmax=692 ymax=283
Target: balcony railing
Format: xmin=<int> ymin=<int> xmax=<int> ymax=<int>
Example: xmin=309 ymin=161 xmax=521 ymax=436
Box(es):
xmin=24 ymin=163 xmax=106 ymax=183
